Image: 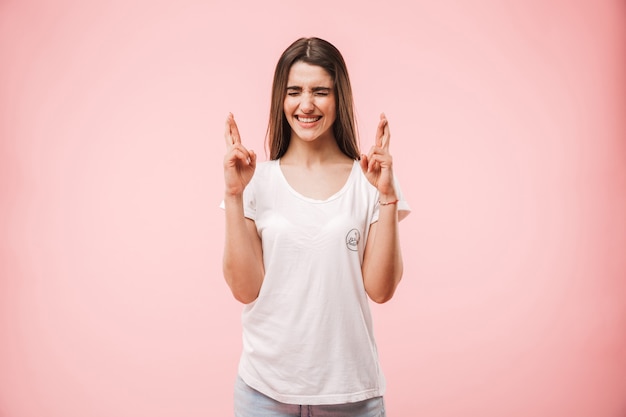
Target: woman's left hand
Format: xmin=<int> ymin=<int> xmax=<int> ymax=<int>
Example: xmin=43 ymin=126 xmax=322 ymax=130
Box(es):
xmin=360 ymin=113 xmax=396 ymax=198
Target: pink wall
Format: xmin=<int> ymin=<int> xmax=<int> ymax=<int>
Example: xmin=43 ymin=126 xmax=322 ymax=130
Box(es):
xmin=1 ymin=1 xmax=625 ymax=416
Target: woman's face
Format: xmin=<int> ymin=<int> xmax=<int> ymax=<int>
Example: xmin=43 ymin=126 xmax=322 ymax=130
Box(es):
xmin=283 ymin=61 xmax=336 ymax=144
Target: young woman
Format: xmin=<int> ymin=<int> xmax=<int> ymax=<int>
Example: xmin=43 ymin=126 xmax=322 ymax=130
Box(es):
xmin=222 ymin=37 xmax=410 ymax=417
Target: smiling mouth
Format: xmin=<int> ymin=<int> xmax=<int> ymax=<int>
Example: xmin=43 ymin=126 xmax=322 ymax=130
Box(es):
xmin=296 ymin=115 xmax=322 ymax=123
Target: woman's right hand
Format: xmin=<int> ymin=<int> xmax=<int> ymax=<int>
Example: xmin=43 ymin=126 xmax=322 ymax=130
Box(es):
xmin=223 ymin=113 xmax=256 ymax=196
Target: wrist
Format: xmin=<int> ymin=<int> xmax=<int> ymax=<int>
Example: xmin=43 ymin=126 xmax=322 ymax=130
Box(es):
xmin=378 ymin=192 xmax=398 ymax=204
xmin=223 ymin=191 xmax=244 ymax=203
xmin=379 ymin=199 xmax=399 ymax=207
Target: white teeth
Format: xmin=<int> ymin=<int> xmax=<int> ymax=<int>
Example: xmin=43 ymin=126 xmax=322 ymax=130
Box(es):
xmin=297 ymin=116 xmax=320 ymax=123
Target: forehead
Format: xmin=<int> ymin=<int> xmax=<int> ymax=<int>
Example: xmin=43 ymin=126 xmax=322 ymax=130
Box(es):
xmin=287 ymin=62 xmax=333 ymax=86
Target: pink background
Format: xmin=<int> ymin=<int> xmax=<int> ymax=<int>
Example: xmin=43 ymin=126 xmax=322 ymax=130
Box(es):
xmin=1 ymin=1 xmax=625 ymax=416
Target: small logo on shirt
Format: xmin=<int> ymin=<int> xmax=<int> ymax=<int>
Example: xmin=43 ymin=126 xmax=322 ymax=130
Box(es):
xmin=345 ymin=229 xmax=360 ymax=251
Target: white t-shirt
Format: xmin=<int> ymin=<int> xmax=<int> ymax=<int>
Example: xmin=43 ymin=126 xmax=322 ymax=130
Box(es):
xmin=235 ymin=159 xmax=410 ymax=405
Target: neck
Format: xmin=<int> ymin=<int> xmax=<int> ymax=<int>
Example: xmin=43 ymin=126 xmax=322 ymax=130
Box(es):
xmin=281 ymin=134 xmax=349 ymax=166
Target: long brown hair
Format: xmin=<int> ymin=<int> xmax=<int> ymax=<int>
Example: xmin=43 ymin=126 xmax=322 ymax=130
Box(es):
xmin=267 ymin=37 xmax=360 ymax=160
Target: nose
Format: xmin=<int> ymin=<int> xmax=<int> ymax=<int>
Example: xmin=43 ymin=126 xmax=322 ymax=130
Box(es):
xmin=299 ymin=93 xmax=315 ymax=113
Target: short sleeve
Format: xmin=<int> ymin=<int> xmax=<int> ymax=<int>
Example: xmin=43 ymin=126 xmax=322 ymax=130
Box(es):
xmin=219 ymin=177 xmax=257 ymax=221
xmin=242 ymin=182 xmax=256 ymax=220
xmin=371 ymin=176 xmax=410 ymax=224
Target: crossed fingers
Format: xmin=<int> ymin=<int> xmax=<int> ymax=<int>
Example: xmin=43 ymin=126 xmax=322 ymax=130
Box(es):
xmin=224 ymin=113 xmax=241 ymax=146
xmin=224 ymin=113 xmax=253 ymax=165
xmin=365 ymin=113 xmax=392 ymax=172
xmin=375 ymin=113 xmax=391 ymax=150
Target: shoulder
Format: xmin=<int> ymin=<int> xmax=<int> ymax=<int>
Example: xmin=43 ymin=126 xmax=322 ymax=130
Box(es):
xmin=245 ymin=160 xmax=279 ymax=195
xmin=250 ymin=160 xmax=278 ymax=181
xmin=352 ymin=160 xmax=379 ymax=194
xmin=255 ymin=160 xmax=278 ymax=174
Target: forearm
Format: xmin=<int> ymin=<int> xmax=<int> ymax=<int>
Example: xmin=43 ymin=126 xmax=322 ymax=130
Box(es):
xmin=362 ymin=194 xmax=403 ymax=303
xmin=223 ymin=193 xmax=264 ymax=304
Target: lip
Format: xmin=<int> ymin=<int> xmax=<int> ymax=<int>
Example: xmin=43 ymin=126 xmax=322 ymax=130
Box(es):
xmin=295 ymin=115 xmax=322 ymax=124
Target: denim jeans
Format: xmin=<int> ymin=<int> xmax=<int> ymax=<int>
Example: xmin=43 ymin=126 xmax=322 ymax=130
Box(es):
xmin=234 ymin=376 xmax=386 ymax=417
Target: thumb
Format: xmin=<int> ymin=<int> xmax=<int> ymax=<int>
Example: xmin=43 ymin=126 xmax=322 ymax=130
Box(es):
xmin=249 ymin=150 xmax=257 ymax=168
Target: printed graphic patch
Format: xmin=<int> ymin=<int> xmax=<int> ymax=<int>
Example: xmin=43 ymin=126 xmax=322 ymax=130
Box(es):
xmin=345 ymin=228 xmax=360 ymax=251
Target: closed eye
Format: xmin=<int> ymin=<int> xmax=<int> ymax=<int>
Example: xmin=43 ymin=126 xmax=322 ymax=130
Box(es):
xmin=286 ymin=87 xmax=302 ymax=97
xmin=313 ymin=87 xmax=331 ymax=96
xmin=286 ymin=87 xmax=331 ymax=97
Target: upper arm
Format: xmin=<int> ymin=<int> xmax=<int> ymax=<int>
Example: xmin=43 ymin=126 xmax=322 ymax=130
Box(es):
xmin=361 ymin=213 xmax=404 ymax=303
xmin=361 ymin=221 xmax=378 ymax=280
xmin=245 ymin=217 xmax=265 ymax=276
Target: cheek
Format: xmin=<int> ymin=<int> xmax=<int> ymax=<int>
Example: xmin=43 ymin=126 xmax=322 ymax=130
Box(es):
xmin=327 ymin=103 xmax=337 ymax=123
xmin=328 ymin=98 xmax=337 ymax=116
xmin=283 ymin=98 xmax=296 ymax=114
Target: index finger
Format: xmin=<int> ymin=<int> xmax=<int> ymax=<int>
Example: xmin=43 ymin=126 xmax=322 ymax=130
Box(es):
xmin=379 ymin=113 xmax=391 ymax=150
xmin=375 ymin=114 xmax=386 ymax=148
xmin=382 ymin=117 xmax=391 ymax=149
xmin=224 ymin=113 xmax=242 ymax=146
